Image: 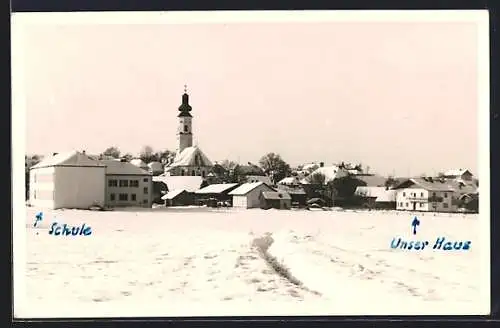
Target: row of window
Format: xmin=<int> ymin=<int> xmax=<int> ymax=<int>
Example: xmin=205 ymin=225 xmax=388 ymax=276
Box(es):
xmin=398 ymin=202 xmax=449 ymax=209
xmin=110 ymin=193 xmax=148 ymax=204
xmin=108 ymin=178 xmax=149 ymax=188
xmin=402 ymin=191 xmax=448 ymax=198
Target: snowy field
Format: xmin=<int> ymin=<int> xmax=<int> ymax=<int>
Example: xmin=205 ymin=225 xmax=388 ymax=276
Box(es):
xmin=16 ymin=206 xmax=488 ymax=317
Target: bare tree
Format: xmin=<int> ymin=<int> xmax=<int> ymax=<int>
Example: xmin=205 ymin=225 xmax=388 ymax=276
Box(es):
xmin=307 ymin=172 xmax=326 ymax=185
xmin=139 ymin=145 xmax=156 ymax=163
xmin=258 ymin=152 xmax=291 ymax=184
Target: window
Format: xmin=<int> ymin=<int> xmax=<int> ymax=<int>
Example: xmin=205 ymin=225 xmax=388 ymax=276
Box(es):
xmin=202 ymin=171 xmax=206 ymax=178
xmin=184 ymin=125 xmax=188 ymax=132
xmin=181 ymin=170 xmax=185 ymax=176
xmin=110 ymin=193 xmax=115 ymax=201
xmin=143 ymin=199 xmax=148 ymax=204
xmin=405 ymin=202 xmax=409 ymax=207
xmin=143 ymin=187 xmax=148 ymax=194
xmin=420 ymin=192 xmax=424 ymax=197
xmin=108 ymin=179 xmax=118 ymax=187
xmin=443 ymin=203 xmax=449 ymax=208
xmin=119 ymin=180 xmax=129 ymax=187
xmin=191 ymin=170 xmax=195 ymax=176
xmin=403 ymin=192 xmax=406 ymax=197
xmin=444 ymin=192 xmax=448 ymax=198
xmin=432 ymin=192 xmax=436 ymax=197
xmin=130 ymin=180 xmax=139 ymax=188
xmin=420 ymin=202 xmax=424 ymax=207
xmin=119 ymin=193 xmax=128 ymax=201
xmin=131 ymin=194 xmax=136 ymax=201
xmin=143 ymin=178 xmax=148 ymax=182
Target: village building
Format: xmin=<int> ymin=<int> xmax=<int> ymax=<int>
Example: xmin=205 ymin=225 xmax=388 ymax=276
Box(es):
xmin=153 ymin=175 xmax=205 ymax=205
xmin=194 ymin=183 xmax=240 ymax=206
xmin=354 ymin=186 xmax=396 ymax=209
xmin=162 ymin=87 xmax=213 ymax=177
xmin=100 ymin=159 xmax=153 ymax=208
xmin=29 ymin=151 xmax=106 ymax=209
xmin=392 ymin=177 xmax=478 ymax=212
xmin=276 ymin=184 xmax=307 ymax=207
xmin=246 ymin=175 xmax=272 ymax=184
xmin=259 ymin=191 xmax=292 ymax=210
xmin=442 ymin=168 xmax=474 ymax=182
xmin=302 ymin=164 xmax=349 ymax=184
xmin=229 ymin=182 xmax=276 ymax=209
xmin=162 ymin=189 xmax=194 ymax=207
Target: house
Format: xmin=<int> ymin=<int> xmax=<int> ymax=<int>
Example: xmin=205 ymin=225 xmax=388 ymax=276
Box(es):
xmin=259 ymin=191 xmax=292 ymax=210
xmin=153 ymin=175 xmax=205 ymax=205
xmin=229 ymin=182 xmax=276 ymax=209
xmin=29 ymin=151 xmax=106 ymax=209
xmin=354 ymin=186 xmax=396 ymax=209
xmin=303 ymin=165 xmax=349 ymax=184
xmin=443 ymin=169 xmax=474 ymax=182
xmin=278 ymin=176 xmax=301 ymax=186
xmin=100 ymin=159 xmax=153 ymax=208
xmin=392 ymin=177 xmax=477 ymax=212
xmin=194 ymin=183 xmax=240 ymax=206
xmin=246 ymin=175 xmax=272 ymax=184
xmin=162 ymin=189 xmax=194 ymax=207
xmin=276 ymin=184 xmax=307 ymax=207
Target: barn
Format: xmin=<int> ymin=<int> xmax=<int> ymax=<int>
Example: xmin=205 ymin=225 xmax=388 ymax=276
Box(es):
xmin=259 ymin=191 xmax=292 ymax=210
xmin=29 ymin=151 xmax=106 ymax=209
xmin=228 ymin=182 xmax=275 ymax=209
xmin=194 ymin=183 xmax=239 ymax=206
xmin=162 ymin=189 xmax=194 ymax=207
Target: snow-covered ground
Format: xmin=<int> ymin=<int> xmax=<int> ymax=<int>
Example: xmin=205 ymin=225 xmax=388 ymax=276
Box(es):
xmin=16 ymin=207 xmax=488 ymax=317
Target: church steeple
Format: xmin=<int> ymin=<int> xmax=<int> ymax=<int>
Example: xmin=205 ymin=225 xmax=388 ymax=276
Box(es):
xmin=178 ymin=84 xmax=192 ymax=117
xmin=177 ymin=84 xmax=193 ymax=153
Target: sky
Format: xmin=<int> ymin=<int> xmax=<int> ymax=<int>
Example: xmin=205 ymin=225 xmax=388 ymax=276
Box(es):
xmin=14 ymin=13 xmax=483 ymax=177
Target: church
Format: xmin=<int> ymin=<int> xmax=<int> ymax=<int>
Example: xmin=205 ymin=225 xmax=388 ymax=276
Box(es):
xmin=163 ymin=86 xmax=213 ymax=178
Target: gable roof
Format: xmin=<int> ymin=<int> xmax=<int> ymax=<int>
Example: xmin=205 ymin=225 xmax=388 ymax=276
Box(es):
xmin=169 ymin=146 xmax=213 ymax=167
xmin=100 ymin=160 xmax=152 ymax=176
xmin=195 ymin=183 xmax=239 ymax=194
xmin=304 ymin=165 xmax=349 ymax=184
xmin=31 ymin=151 xmax=105 ymax=169
xmin=153 ymin=175 xmax=203 ymax=192
xmin=161 ymin=189 xmax=187 ymax=200
xmin=246 ymin=175 xmax=272 ymax=184
xmin=392 ymin=177 xmax=476 ymax=192
xmin=229 ymin=182 xmax=275 ymax=196
xmin=261 ymin=191 xmax=292 ymax=200
xmin=278 ymin=177 xmax=300 ymax=185
xmin=443 ymin=169 xmax=473 ymax=177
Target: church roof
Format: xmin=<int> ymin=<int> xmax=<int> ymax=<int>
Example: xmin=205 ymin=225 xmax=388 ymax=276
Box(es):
xmin=170 ymin=146 xmax=213 ymax=167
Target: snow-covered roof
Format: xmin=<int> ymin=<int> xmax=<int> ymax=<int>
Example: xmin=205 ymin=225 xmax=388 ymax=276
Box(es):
xmin=31 ymin=151 xmax=105 ymax=169
xmin=375 ymin=190 xmax=397 ymax=202
xmin=161 ymin=189 xmax=186 ymax=200
xmin=130 ymin=158 xmax=148 ymax=169
xmin=153 ymin=175 xmax=203 ymax=192
xmin=278 ymin=177 xmax=300 ymax=185
xmin=100 ymin=160 xmax=151 ymax=176
xmin=169 ymin=146 xmax=213 ymax=167
xmin=195 ymin=183 xmax=239 ymax=194
xmin=306 ymin=165 xmax=349 ymax=184
xmin=302 ymin=163 xmax=320 ymax=171
xmin=246 ymin=175 xmax=272 ymax=184
xmin=229 ymin=182 xmax=274 ymax=196
xmin=261 ymin=191 xmax=292 ymax=200
xmin=443 ymin=169 xmax=473 ymax=177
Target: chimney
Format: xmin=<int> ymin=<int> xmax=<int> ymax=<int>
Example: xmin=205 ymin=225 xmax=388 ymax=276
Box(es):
xmin=82 ymin=150 xmax=86 ymax=155
xmin=320 ymin=162 xmax=324 ymax=167
xmin=53 ymin=152 xmax=58 ymax=156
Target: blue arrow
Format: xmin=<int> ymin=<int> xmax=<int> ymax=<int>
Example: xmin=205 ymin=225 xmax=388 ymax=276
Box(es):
xmin=412 ymin=216 xmax=420 ymax=235
xmin=34 ymin=212 xmax=43 ymax=227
